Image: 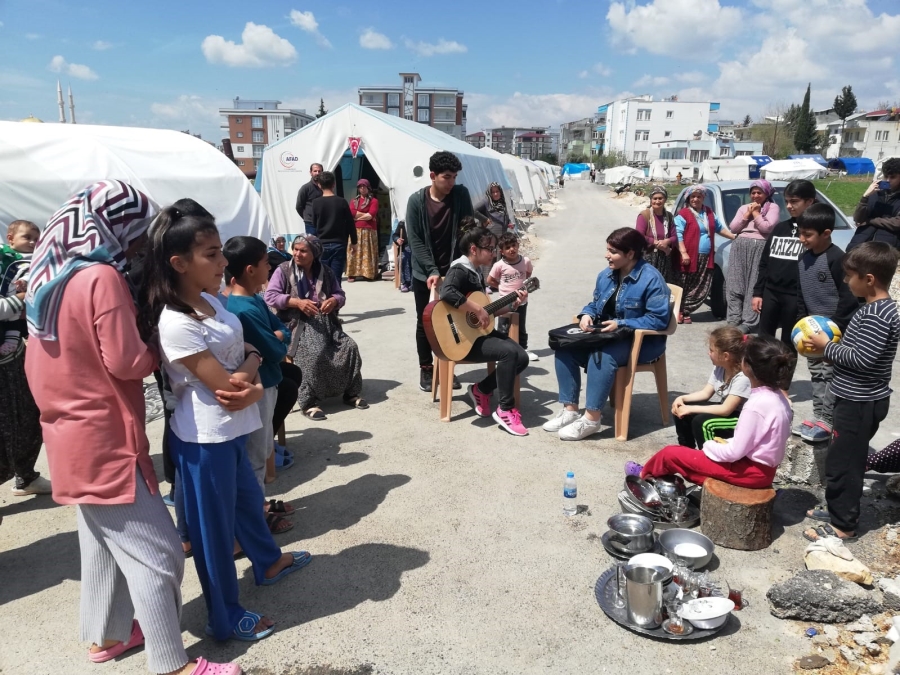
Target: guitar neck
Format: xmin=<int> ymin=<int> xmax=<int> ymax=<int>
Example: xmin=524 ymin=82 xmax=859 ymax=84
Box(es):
xmin=483 ymin=291 xmax=520 ymax=316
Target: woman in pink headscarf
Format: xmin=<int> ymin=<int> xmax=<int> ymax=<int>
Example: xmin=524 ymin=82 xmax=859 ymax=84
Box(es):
xmin=726 ymin=179 xmax=780 ymax=332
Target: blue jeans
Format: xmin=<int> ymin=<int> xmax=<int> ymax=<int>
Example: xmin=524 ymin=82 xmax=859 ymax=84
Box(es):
xmin=321 ymin=242 xmax=347 ymax=281
xmin=554 ymin=337 xmax=666 ymax=412
xmin=399 ymin=244 xmax=412 ymax=287
xmin=304 ymin=220 xmax=316 ymax=236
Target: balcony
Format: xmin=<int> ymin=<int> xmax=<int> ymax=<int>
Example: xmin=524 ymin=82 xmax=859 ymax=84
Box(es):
xmin=434 ymin=95 xmax=456 ymax=107
xmin=360 ymin=95 xmax=383 ymax=106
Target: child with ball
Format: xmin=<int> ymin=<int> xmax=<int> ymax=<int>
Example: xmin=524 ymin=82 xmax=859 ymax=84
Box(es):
xmin=793 ymin=203 xmax=859 ymax=443
xmin=803 ymin=243 xmax=900 ymax=542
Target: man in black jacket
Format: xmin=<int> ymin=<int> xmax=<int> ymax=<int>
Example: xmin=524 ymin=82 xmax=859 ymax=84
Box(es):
xmin=296 ymin=162 xmax=323 ymax=235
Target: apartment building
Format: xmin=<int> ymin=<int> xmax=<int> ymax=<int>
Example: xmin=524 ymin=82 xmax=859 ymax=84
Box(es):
xmin=465 ymin=131 xmax=486 ymax=148
xmin=818 ymin=110 xmax=900 ymax=161
xmin=654 ymin=134 xmax=763 ymax=163
xmin=358 ymin=72 xmax=466 ymax=139
xmin=597 ymin=96 xmax=720 ymax=164
xmin=515 ymin=131 xmax=557 ymax=160
xmin=559 ymin=117 xmax=599 ymax=160
xmin=218 ymin=98 xmax=314 ymax=176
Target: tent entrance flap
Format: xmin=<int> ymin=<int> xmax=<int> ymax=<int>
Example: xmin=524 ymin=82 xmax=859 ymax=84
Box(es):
xmin=336 ymin=151 xmax=393 ymax=251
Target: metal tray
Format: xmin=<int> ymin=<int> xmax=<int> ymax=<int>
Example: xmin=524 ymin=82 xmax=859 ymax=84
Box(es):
xmin=618 ymin=491 xmax=701 ymax=529
xmin=594 ymin=567 xmax=733 ymax=641
xmin=600 ymin=531 xmax=662 ymax=560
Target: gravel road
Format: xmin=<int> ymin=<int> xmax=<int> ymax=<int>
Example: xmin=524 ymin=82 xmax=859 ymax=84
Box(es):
xmin=3 ymin=180 xmax=899 ymax=675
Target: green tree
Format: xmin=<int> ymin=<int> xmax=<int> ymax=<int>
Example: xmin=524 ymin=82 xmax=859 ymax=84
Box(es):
xmin=833 ymin=85 xmax=858 ymax=150
xmin=742 ymin=114 xmax=752 ymax=127
xmin=539 ymin=153 xmax=558 ymax=165
xmin=316 ymin=98 xmax=327 ymax=118
xmin=793 ymin=84 xmax=819 ymax=154
xmin=567 ymin=153 xmax=588 ymax=163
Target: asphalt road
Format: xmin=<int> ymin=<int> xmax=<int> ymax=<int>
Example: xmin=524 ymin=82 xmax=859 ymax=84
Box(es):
xmin=2 ymin=180 xmax=898 ymax=675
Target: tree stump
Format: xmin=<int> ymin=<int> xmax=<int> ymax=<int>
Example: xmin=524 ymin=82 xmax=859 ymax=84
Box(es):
xmin=700 ymin=478 xmax=775 ymax=551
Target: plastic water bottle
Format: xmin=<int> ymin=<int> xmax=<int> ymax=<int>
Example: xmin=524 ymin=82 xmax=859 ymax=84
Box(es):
xmin=563 ymin=472 xmax=577 ymax=516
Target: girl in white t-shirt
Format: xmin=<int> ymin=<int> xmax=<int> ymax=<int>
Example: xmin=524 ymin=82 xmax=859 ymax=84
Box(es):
xmin=668 ymin=326 xmax=750 ymax=449
xmin=143 ymin=205 xmax=311 ymax=643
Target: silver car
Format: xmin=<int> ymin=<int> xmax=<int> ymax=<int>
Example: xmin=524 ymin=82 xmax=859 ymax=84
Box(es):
xmin=672 ymin=180 xmax=855 ymax=319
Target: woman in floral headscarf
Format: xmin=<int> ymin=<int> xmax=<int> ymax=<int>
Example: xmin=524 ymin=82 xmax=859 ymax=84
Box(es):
xmin=635 ymin=185 xmax=677 ymax=282
xmin=345 ymin=178 xmax=380 ymax=281
xmin=675 ymin=185 xmax=735 ymax=324
xmin=476 ymin=182 xmax=514 ymax=289
xmin=264 ymin=234 xmax=365 ymax=421
xmin=726 ymin=179 xmax=780 ymax=332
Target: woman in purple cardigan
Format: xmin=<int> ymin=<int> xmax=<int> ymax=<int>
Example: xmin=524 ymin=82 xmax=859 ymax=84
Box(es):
xmin=634 ymin=185 xmax=677 ymax=283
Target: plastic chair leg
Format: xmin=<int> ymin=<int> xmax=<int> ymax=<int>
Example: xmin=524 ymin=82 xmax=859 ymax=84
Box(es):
xmin=653 ymin=355 xmax=670 ymax=425
xmin=615 ymin=368 xmax=637 ymax=442
xmin=431 ymin=355 xmax=440 ymax=403
xmin=439 ymin=360 xmax=455 ymax=422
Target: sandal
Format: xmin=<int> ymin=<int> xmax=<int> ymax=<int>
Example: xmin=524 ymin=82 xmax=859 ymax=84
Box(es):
xmin=205 ymin=610 xmax=274 ymax=642
xmin=624 ymin=461 xmax=643 ymax=477
xmin=806 ymin=504 xmax=832 ymax=523
xmin=275 ymin=454 xmax=294 ymax=472
xmin=88 ymin=620 xmax=144 ymax=663
xmin=682 ymin=314 xmax=692 ymax=324
xmin=802 ymin=524 xmax=858 ymax=543
xmin=343 ymin=395 xmax=369 ymax=409
xmin=266 ymin=499 xmax=295 ymax=516
xmin=189 ymin=657 xmax=242 ymax=675
xmin=266 ymin=512 xmax=294 ymax=535
xmin=261 ymin=550 xmax=312 ymax=586
xmin=303 ymin=407 xmax=326 ymax=421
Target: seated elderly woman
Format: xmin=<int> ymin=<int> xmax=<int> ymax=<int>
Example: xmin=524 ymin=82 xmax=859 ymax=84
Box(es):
xmin=544 ymin=227 xmax=671 ymax=441
xmin=264 ymin=234 xmax=365 ymax=421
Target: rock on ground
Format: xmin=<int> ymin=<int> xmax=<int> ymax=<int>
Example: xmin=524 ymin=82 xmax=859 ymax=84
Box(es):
xmin=776 ymin=437 xmax=828 ymax=486
xmin=767 ymin=570 xmax=883 ymax=622
xmin=880 ymin=578 xmax=900 ymax=611
xmin=888 ymin=474 xmax=900 ymax=499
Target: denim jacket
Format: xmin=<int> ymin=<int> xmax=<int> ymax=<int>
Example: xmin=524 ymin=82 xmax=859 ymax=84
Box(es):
xmin=579 ymin=258 xmax=670 ymax=331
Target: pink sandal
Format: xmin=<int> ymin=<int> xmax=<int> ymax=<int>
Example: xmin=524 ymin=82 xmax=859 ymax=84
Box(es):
xmin=191 ymin=656 xmax=242 ymax=675
xmin=88 ymin=620 xmax=144 ymax=663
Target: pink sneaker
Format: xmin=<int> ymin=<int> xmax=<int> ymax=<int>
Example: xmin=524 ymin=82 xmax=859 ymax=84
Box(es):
xmin=493 ymin=407 xmax=529 ymax=436
xmin=468 ymin=383 xmax=491 ymax=417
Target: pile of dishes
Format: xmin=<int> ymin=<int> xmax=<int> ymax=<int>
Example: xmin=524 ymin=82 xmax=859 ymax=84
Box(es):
xmin=617 ymin=475 xmax=701 ymax=528
xmin=601 ymin=514 xmax=660 ymax=559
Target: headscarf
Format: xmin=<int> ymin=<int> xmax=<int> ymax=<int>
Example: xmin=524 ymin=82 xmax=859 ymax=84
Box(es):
xmin=750 ymin=179 xmax=776 ymax=217
xmin=649 ymin=185 xmax=668 ymax=200
xmin=289 ymin=234 xmax=328 ymax=303
xmin=291 ymin=233 xmax=322 ymax=260
xmin=354 ymin=178 xmax=372 ymax=211
xmin=26 ymin=180 xmax=158 ymax=341
xmin=485 ymin=182 xmax=507 ymax=215
xmin=268 ymin=236 xmax=290 ymax=260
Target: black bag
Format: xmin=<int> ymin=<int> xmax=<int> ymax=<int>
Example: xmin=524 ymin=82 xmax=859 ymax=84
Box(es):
xmin=548 ymin=323 xmax=634 ymax=351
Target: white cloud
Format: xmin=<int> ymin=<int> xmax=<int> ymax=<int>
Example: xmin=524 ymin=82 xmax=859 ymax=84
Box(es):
xmin=675 ymin=71 xmax=706 ymax=85
xmin=607 ymin=0 xmax=742 ymax=58
xmin=404 ymin=38 xmax=467 ymax=57
xmin=634 ymin=74 xmax=670 ymax=88
xmin=25 ymin=33 xmax=40 ymax=40
xmin=359 ymin=28 xmax=393 ymax=50
xmin=148 ymin=94 xmax=226 ymax=142
xmin=92 ymin=40 xmax=113 ymax=50
xmin=466 ymin=90 xmax=624 ymax=130
xmin=202 ymin=22 xmax=297 ymax=67
xmin=592 ymin=62 xmax=612 ymax=77
xmin=289 ymin=10 xmax=332 ymax=48
xmin=48 ymin=55 xmax=98 ymax=80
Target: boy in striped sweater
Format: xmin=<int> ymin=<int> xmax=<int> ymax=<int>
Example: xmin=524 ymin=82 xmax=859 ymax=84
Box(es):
xmin=802 ymin=242 xmax=900 ymax=542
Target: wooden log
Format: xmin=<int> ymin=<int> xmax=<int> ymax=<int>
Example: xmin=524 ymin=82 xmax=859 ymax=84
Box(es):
xmin=700 ymin=478 xmax=776 ymax=551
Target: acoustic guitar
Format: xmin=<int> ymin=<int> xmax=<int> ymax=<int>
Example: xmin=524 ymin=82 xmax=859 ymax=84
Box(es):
xmin=423 ymin=277 xmax=541 ymax=361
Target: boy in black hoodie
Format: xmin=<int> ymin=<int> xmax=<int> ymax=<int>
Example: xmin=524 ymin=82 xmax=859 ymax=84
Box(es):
xmin=794 ymin=203 xmax=860 ymax=442
xmin=752 ymin=179 xmax=818 ymax=348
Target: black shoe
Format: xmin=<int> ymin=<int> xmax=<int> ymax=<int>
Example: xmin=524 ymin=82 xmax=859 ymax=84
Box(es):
xmin=452 ymin=375 xmax=461 ymax=390
xmin=419 ymin=368 xmax=433 ymax=392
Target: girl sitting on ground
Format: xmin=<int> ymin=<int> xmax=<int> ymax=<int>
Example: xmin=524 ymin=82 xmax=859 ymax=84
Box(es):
xmin=670 ymin=326 xmax=750 ymax=449
xmin=626 ymin=336 xmax=795 ymax=489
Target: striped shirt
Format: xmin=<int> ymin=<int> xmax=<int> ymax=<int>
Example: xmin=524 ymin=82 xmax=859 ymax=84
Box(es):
xmin=826 ymin=298 xmax=900 ymax=401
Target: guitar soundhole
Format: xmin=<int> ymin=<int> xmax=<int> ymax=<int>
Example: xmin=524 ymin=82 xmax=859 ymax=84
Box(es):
xmin=466 ymin=312 xmax=479 ymax=328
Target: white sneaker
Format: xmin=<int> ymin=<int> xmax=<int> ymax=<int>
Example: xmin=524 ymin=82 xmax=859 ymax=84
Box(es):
xmin=527 ymin=351 xmax=539 ymax=361
xmin=559 ymin=416 xmax=602 ymax=441
xmin=542 ymin=409 xmax=580 ymax=432
xmin=11 ymin=475 xmax=52 ymax=496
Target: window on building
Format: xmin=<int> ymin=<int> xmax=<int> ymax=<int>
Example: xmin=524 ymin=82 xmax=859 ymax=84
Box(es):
xmin=254 ymin=159 xmax=260 ymax=169
xmin=238 ymin=160 xmax=245 ymax=166
xmin=719 ymin=146 xmax=729 ymax=156
xmin=666 ymin=111 xmax=673 ymax=119
xmin=857 ymin=132 xmax=862 ymax=141
xmin=252 ymin=145 xmax=264 ymax=158
xmin=418 ymin=108 xmax=430 ymax=122
xmin=664 ymin=131 xmax=671 ymax=138
xmin=405 ymin=113 xmax=413 ymax=121
xmin=621 ymin=109 xmax=626 ymax=121
xmin=634 ymin=151 xmax=648 ymax=162
xmin=642 ymin=131 xmax=649 ymax=141
xmin=635 ymin=130 xmax=642 ymax=141
xmin=388 ymin=93 xmax=400 ymax=107
xmin=690 ymin=150 xmax=710 ymax=162
xmin=388 ymin=108 xmax=400 ymax=116
xmin=637 ymin=109 xmax=651 ymax=121
xmin=236 ymin=132 xmax=244 ymax=138
xmin=235 ymin=117 xmax=243 ymax=124
xmin=404 ymin=76 xmax=414 ymax=84
xmin=251 ymin=116 xmax=263 ymax=128
xmin=417 ymin=93 xmax=430 ymax=107
xmin=592 ymin=131 xmax=599 ymax=139
xmin=236 ymin=145 xmax=245 ymax=152
xmin=252 ymin=131 xmax=264 ymax=143
xmin=434 ymin=94 xmax=455 ymax=107
xmin=885 ymin=132 xmax=890 ymax=142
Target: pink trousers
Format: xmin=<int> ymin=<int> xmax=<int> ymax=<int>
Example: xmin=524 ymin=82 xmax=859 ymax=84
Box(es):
xmin=641 ymin=445 xmax=776 ymax=490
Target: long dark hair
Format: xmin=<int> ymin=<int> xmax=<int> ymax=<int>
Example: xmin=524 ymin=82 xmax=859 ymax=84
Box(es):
xmin=743 ymin=336 xmax=796 ymax=390
xmin=138 ymin=204 xmax=218 ymax=340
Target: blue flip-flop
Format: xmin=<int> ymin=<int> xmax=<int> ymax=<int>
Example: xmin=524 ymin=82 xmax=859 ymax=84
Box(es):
xmin=275 ymin=454 xmax=294 ymax=472
xmin=261 ymin=551 xmax=312 ymax=586
xmin=274 ymin=443 xmax=293 ymax=460
xmin=205 ymin=610 xmax=274 ymax=642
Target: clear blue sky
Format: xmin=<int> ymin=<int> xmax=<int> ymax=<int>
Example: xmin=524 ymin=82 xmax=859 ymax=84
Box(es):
xmin=2 ymin=0 xmax=899 ymax=143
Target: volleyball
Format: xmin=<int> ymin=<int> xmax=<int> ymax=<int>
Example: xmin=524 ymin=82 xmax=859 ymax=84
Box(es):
xmin=791 ymin=316 xmax=842 ymax=358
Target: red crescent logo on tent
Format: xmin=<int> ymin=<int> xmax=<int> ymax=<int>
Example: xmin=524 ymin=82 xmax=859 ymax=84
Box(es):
xmin=348 ymin=137 xmax=361 ymax=158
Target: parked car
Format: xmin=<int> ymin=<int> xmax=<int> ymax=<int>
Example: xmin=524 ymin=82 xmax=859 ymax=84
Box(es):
xmin=672 ymin=180 xmax=855 ymax=319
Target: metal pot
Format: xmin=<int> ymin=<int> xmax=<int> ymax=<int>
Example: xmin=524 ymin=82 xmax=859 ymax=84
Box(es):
xmin=650 ymin=475 xmax=686 ymax=500
xmin=624 ymin=564 xmax=666 ymax=628
xmin=606 ymin=514 xmax=655 ymax=553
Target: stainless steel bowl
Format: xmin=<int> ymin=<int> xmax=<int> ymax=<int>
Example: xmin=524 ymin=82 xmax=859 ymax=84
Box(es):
xmin=625 ymin=475 xmax=663 ymax=508
xmin=658 ymin=529 xmax=715 ymax=570
xmin=606 ymin=514 xmax=655 ymax=553
xmin=649 ymin=475 xmax=686 ymax=499
xmin=617 ymin=490 xmax=659 ymax=517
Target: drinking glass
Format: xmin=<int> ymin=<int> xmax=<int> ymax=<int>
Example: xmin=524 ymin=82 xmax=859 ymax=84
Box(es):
xmin=665 ymin=599 xmax=685 ymax=634
xmin=659 ymin=496 xmax=674 ymax=522
xmin=726 ymin=580 xmax=748 ymax=610
xmin=613 ymin=563 xmax=627 ymax=609
xmin=671 ymin=497 xmax=689 ymax=522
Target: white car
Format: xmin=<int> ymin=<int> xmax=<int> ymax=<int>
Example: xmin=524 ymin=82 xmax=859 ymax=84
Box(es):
xmin=672 ymin=181 xmax=855 ymax=319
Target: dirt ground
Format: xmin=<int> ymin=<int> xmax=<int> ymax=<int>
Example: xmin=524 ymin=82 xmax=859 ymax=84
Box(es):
xmin=2 ymin=180 xmax=899 ymax=675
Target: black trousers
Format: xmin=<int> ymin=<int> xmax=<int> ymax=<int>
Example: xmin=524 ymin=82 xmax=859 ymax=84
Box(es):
xmin=413 ymin=277 xmax=434 ymax=367
xmin=154 ymin=369 xmax=176 ymax=486
xmin=757 ymin=287 xmax=797 ymax=351
xmin=467 ymin=331 xmax=529 ymax=410
xmin=826 ymin=396 xmax=890 ymax=532
xmin=274 ymin=362 xmax=302 ymax=436
xmin=673 ymin=401 xmax=739 ymax=449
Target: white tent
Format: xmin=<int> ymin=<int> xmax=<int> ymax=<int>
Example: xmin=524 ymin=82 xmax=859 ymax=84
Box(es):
xmin=260 ymin=103 xmax=510 ymax=233
xmin=533 ymin=159 xmax=556 ymax=186
xmin=519 ymin=158 xmax=550 ymax=199
xmin=761 ymin=159 xmax=827 ymax=181
xmin=480 ymin=147 xmax=538 ymax=210
xmin=648 ymin=159 xmax=693 ymax=181
xmin=0 ymin=121 xmax=269 ymax=243
xmin=603 ymin=166 xmax=645 ymax=184
xmin=699 ymin=158 xmax=753 ymax=182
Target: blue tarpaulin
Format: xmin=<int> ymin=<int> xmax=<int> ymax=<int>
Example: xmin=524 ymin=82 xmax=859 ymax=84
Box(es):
xmin=788 ymin=154 xmax=828 ymax=167
xmin=562 ymin=162 xmax=591 ymax=176
xmin=827 ymin=157 xmax=876 ymax=175
xmin=749 ymin=155 xmax=773 ymax=179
